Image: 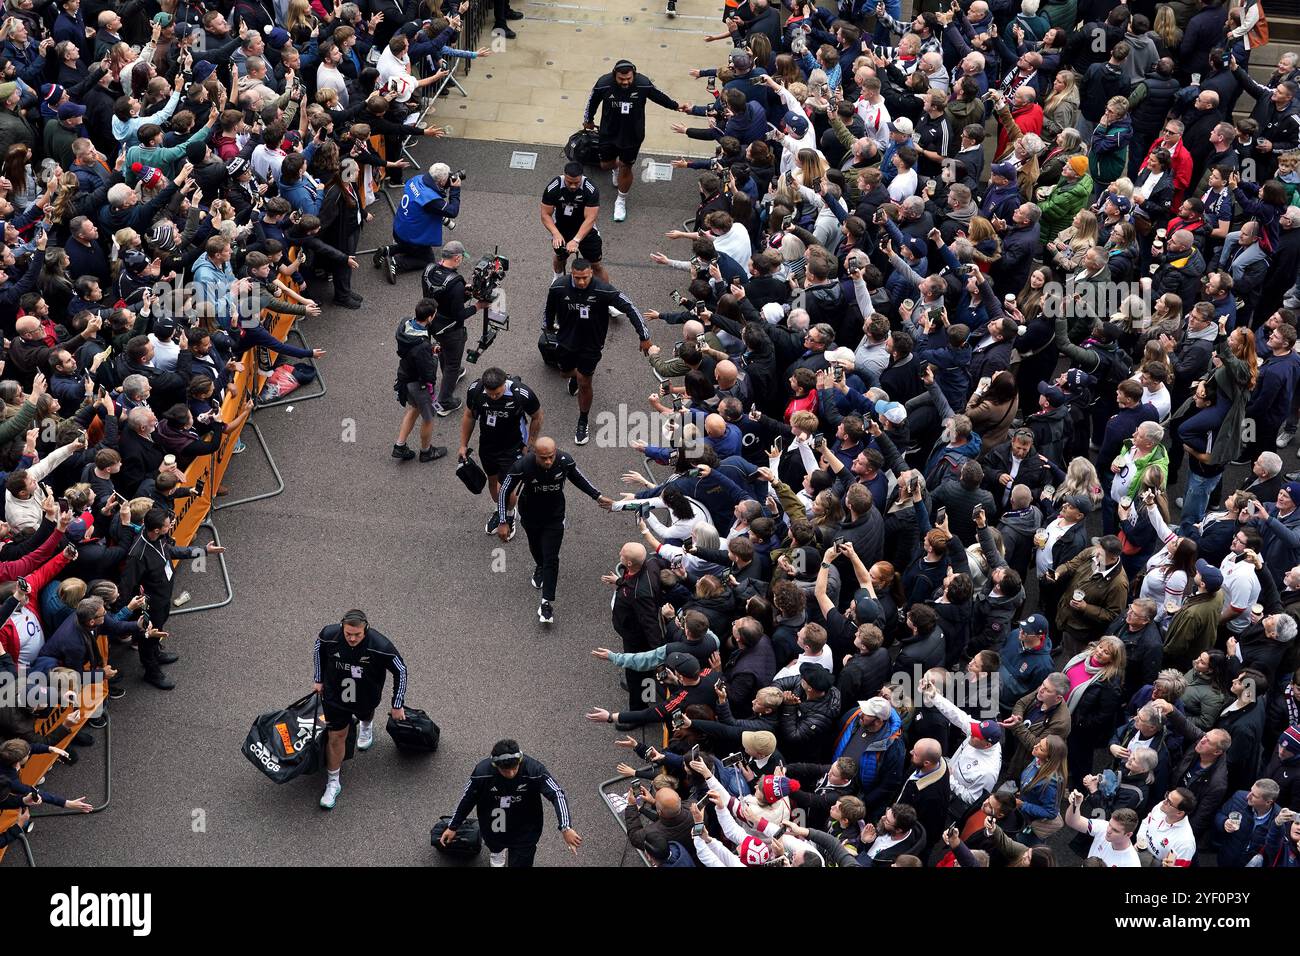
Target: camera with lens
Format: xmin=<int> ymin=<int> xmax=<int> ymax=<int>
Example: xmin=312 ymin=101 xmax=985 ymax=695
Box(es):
xmin=466 ymin=247 xmax=510 ymax=364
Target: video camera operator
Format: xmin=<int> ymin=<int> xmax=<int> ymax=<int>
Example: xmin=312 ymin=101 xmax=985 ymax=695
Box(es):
xmin=423 ymin=241 xmax=491 ymax=417
xmin=375 ymin=162 xmax=462 ymax=282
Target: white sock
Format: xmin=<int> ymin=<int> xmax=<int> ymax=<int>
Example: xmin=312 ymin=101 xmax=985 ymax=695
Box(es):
xmin=328 ymin=769 xmax=340 ymax=783
xmin=360 ymin=720 xmax=373 ymax=733
xmin=617 ymin=191 xmax=629 ymax=200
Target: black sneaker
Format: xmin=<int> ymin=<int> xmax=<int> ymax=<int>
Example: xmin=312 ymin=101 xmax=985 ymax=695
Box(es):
xmin=332 ymin=295 xmax=362 ymax=310
xmin=108 ymin=683 xmax=126 ymax=700
xmin=393 ymin=443 xmax=416 ymax=461
xmin=493 ymin=25 xmax=517 ymax=39
xmin=346 ymin=291 xmax=364 ymax=305
xmin=538 ymin=601 xmax=554 ymax=624
xmin=486 ymin=511 xmax=502 ymax=535
xmin=531 ymin=567 xmax=542 ymax=589
xmin=435 ymin=397 xmax=463 ymax=417
xmin=666 ymin=0 xmax=677 ymax=15
xmin=575 ymin=417 xmax=590 ymax=445
xmin=505 ymin=512 xmax=517 ymax=540
xmin=372 ymin=249 xmax=385 ymax=268
xmin=419 ymin=445 xmax=448 ymax=462
xmin=156 ymin=650 xmax=180 ymax=665
xmin=383 ymin=248 xmax=397 ymax=285
xmin=505 ymin=7 xmax=524 ymax=18
xmin=87 ymin=715 xmax=108 ymax=728
xmin=567 ymin=376 xmax=579 ymax=396
xmin=71 ymin=730 xmax=95 ymax=745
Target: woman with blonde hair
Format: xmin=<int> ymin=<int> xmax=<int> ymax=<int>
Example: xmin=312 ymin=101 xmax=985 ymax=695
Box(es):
xmin=793 ymin=148 xmax=828 ymax=189
xmin=778 ymin=232 xmax=806 ymax=284
xmin=1063 ymin=636 xmax=1127 ymax=787
xmin=1055 ymin=457 xmax=1103 ymax=508
xmin=1013 ymin=133 xmax=1043 ymax=199
xmin=284 ymin=0 xmax=319 ymax=43
xmin=1042 ymin=70 xmax=1080 ymax=142
xmin=1018 ymin=734 xmax=1068 ymax=843
xmin=1048 ymin=208 xmax=1098 ymax=270
xmin=1152 ymin=5 xmax=1182 ymax=56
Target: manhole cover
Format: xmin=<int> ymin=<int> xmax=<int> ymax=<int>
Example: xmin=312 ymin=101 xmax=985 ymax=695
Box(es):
xmin=510 ymin=151 xmax=539 ymax=170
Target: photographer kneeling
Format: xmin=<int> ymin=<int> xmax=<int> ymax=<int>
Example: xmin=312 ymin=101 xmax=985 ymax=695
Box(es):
xmin=375 ymin=162 xmax=462 ymax=282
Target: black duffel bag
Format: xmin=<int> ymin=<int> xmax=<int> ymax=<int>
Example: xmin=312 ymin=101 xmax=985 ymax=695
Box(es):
xmin=456 ymin=451 xmax=487 ymax=495
xmin=431 ymin=815 xmax=483 ymax=859
xmin=386 ymin=706 xmax=440 ymax=752
xmin=564 ymin=127 xmax=602 ymax=165
xmin=538 ymin=325 xmax=564 ymax=370
xmin=243 ymin=691 xmax=356 ymax=783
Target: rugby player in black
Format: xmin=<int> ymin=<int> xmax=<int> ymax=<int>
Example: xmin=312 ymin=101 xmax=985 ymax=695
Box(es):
xmin=312 ymin=610 xmax=409 ymax=810
xmin=541 ymin=258 xmax=652 ymax=446
xmin=440 ymin=738 xmax=582 ymax=867
xmin=458 ymin=366 xmax=544 ymax=536
xmin=583 ymin=60 xmax=685 ymax=222
xmin=497 ymin=436 xmax=613 ymax=624
xmin=540 ymin=161 xmax=608 ymax=282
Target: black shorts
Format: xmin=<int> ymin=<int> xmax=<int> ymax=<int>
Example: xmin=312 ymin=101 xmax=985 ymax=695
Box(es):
xmin=553 ymin=229 xmax=603 ymax=263
xmin=597 ymin=141 xmax=640 ymax=166
xmin=553 ymin=346 xmax=602 ymax=378
xmin=481 ymin=441 xmax=524 ymax=478
xmin=322 ymin=699 xmax=374 ymax=731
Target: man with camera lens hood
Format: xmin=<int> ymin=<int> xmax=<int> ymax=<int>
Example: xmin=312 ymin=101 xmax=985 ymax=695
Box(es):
xmin=542 ymin=259 xmax=652 ymax=446
xmin=495 ymin=436 xmax=613 ymax=624
xmin=422 ymin=241 xmax=491 ymax=417
xmin=375 ymin=162 xmax=461 ymax=281
xmin=440 ymin=738 xmax=582 ymax=867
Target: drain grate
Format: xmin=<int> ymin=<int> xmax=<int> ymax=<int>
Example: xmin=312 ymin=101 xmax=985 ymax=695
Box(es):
xmin=510 ymin=151 xmax=539 ymax=170
xmin=645 ymin=161 xmax=673 ymax=182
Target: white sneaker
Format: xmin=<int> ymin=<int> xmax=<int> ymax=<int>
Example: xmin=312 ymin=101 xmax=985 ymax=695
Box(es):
xmin=489 ymin=849 xmax=507 ymax=867
xmin=1279 ymin=427 xmax=1296 ymax=448
xmin=613 ymin=195 xmax=627 ymax=222
xmin=357 ymin=721 xmax=374 ymax=750
xmin=320 ymin=778 xmax=342 ymax=810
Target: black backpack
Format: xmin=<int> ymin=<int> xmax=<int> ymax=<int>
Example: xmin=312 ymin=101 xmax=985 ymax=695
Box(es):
xmin=564 ymin=128 xmax=602 ymax=165
xmin=431 ymin=815 xmax=483 ymax=859
xmin=386 ymin=706 xmax=440 ymax=752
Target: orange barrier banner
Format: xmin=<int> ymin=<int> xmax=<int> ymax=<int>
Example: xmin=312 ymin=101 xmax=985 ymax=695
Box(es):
xmin=0 ymin=636 xmax=110 ymax=858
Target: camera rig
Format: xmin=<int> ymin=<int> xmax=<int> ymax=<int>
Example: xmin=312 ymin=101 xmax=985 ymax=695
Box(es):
xmin=466 ymin=247 xmax=510 ymax=364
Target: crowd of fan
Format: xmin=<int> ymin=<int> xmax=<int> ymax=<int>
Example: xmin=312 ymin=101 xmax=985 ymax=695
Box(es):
xmin=583 ymin=0 xmax=1300 ymax=867
xmin=0 ymin=0 xmax=483 ymax=846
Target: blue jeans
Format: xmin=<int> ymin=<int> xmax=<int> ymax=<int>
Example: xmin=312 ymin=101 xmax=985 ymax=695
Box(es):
xmin=1179 ymin=470 xmax=1222 ymax=536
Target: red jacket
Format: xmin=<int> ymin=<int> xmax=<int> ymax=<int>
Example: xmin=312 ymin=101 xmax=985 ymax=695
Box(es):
xmin=1140 ymin=138 xmax=1193 ymax=208
xmin=0 ymin=535 xmax=69 ymax=661
xmin=998 ymin=104 xmax=1043 ymax=157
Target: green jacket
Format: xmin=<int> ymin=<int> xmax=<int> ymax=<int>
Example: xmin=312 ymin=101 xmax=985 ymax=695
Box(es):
xmin=1163 ymin=591 xmax=1224 ymax=672
xmin=1117 ymin=438 xmax=1170 ymax=498
xmin=0 ymin=400 xmax=39 ymax=447
xmin=1038 ymin=174 xmax=1093 ymax=244
xmin=124 ymin=123 xmax=214 ymax=185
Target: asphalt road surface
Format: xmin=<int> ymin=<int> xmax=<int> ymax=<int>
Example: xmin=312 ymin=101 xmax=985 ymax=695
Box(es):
xmin=12 ymin=139 xmax=700 ymax=868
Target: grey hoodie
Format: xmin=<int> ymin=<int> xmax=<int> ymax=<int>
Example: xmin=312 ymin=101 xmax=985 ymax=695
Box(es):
xmin=1122 ymin=32 xmax=1160 ymax=85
